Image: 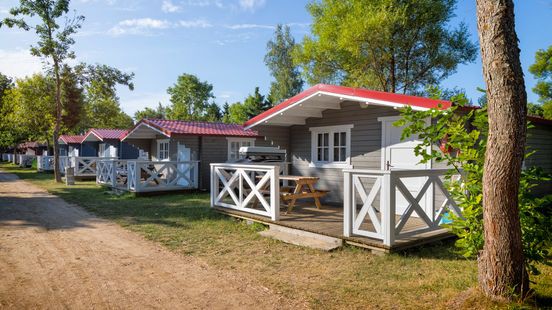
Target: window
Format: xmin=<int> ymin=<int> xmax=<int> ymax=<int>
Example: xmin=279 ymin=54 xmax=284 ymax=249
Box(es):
xmin=310 ymin=124 xmax=353 ymax=168
xmin=227 ymin=138 xmax=255 ymax=161
xmin=98 ymin=143 xmax=106 ymax=157
xmin=157 ymin=139 xmax=170 ymax=161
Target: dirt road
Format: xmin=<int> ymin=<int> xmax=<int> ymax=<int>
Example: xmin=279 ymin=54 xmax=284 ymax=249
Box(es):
xmin=0 ymin=171 xmax=302 ymax=309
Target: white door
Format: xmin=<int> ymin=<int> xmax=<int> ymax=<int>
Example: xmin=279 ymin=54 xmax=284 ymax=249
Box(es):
xmin=177 ymin=144 xmax=192 ymax=187
xmin=380 ymin=117 xmax=431 ymax=215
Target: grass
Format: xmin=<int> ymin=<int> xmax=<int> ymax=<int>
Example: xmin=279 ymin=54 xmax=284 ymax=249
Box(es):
xmin=2 ymin=162 xmax=552 ymax=309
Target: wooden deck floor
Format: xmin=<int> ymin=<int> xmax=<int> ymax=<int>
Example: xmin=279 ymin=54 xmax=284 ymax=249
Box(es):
xmin=215 ymin=203 xmax=453 ymax=252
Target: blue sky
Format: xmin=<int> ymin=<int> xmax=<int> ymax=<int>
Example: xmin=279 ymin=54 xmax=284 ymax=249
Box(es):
xmin=1 ymin=0 xmax=551 ymax=117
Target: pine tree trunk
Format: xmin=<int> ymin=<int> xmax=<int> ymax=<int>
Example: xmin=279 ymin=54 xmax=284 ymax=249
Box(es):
xmin=475 ymin=0 xmax=529 ymax=299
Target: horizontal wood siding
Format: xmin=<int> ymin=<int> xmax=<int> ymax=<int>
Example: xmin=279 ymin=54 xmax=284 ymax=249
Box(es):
xmin=526 ymin=123 xmax=552 ymax=195
xmin=200 ymin=136 xmax=229 ymax=190
xmin=124 ymin=139 xmax=153 ymax=159
xmin=289 ymin=101 xmax=400 ymax=202
xmin=81 ymin=142 xmax=98 ymax=157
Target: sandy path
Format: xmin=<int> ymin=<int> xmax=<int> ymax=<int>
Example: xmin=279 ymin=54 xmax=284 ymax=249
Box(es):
xmin=0 ymin=171 xmax=303 ymax=309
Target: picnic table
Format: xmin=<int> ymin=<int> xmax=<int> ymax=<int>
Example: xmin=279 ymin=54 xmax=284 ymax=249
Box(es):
xmin=254 ymin=175 xmax=329 ymax=213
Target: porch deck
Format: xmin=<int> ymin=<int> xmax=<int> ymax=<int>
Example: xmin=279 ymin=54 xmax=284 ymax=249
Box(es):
xmin=215 ymin=202 xmax=453 ymax=252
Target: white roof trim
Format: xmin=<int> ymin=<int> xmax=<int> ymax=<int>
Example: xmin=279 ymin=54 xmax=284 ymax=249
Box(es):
xmin=121 ymin=122 xmax=170 ymax=141
xmin=82 ymin=130 xmax=103 ymax=142
xmin=245 ymin=91 xmax=429 ymax=129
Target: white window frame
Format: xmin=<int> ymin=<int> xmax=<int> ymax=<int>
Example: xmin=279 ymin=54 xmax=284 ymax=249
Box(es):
xmin=157 ymin=139 xmax=170 ymax=161
xmin=309 ymin=124 xmax=353 ymax=168
xmin=98 ymin=143 xmax=106 ymax=158
xmin=226 ymin=138 xmax=256 ymax=162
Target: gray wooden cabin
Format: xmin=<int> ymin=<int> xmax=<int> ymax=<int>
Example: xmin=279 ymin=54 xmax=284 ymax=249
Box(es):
xmin=210 ymin=84 xmax=552 ymax=251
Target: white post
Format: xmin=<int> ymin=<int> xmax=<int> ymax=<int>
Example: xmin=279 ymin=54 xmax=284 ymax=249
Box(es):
xmin=382 ymin=172 xmax=395 ymax=246
xmin=271 ymin=165 xmax=280 ymax=221
xmin=193 ymin=161 xmax=199 ymax=189
xmin=343 ymin=170 xmax=352 ymax=237
xmin=210 ymin=164 xmax=216 ymax=207
xmin=111 ymin=160 xmax=117 ymax=188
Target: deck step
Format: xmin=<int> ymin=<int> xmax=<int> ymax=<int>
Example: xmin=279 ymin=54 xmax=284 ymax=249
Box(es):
xmin=259 ymin=224 xmax=342 ymax=251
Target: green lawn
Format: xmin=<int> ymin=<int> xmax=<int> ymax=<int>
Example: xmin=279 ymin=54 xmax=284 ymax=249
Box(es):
xmin=2 ymin=162 xmax=551 ymax=309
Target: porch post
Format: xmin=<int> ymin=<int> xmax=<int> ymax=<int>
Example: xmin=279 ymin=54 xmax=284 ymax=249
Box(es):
xmin=270 ymin=165 xmax=280 ymax=221
xmin=382 ymin=172 xmax=395 ymax=246
xmin=111 ymin=160 xmax=117 ymax=188
xmin=343 ymin=170 xmax=352 ymax=237
xmin=210 ymin=164 xmax=216 ymax=207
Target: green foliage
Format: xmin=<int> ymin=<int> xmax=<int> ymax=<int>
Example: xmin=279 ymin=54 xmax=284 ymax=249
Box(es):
xmin=204 ymin=102 xmax=222 ymax=122
xmin=396 ymin=88 xmax=552 ymax=274
xmin=529 ymin=45 xmax=552 ymax=119
xmin=60 ymin=65 xmax=85 ymax=132
xmin=166 ymin=73 xmax=214 ymax=120
xmin=134 ymin=103 xmax=167 ymax=121
xmin=265 ymin=24 xmax=303 ymax=104
xmin=242 ymin=86 xmax=271 ymax=119
xmin=225 ymin=102 xmax=249 ymax=124
xmin=294 ymin=0 xmax=477 ymax=94
xmin=221 ymin=102 xmax=231 ymax=123
xmin=75 ymin=63 xmax=135 ymax=129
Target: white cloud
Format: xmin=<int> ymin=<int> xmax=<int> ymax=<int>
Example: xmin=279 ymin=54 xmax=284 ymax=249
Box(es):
xmin=108 ymin=18 xmax=171 ymax=36
xmin=178 ymin=19 xmax=212 ymax=28
xmin=238 ymin=0 xmax=265 ymax=11
xmin=108 ymin=17 xmax=212 ymax=36
xmin=183 ymin=0 xmax=223 ymax=8
xmin=161 ymin=0 xmax=181 ymax=13
xmin=0 ymin=49 xmax=43 ymax=79
xmin=225 ymin=23 xmax=274 ymax=30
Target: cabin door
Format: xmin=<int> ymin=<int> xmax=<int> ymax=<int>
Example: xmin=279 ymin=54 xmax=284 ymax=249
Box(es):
xmin=177 ymin=144 xmax=191 ymax=187
xmin=379 ymin=116 xmax=432 ymax=216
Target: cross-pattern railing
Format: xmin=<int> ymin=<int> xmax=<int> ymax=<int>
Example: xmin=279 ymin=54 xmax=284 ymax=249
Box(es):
xmin=37 ymin=156 xmax=69 ymax=172
xmin=96 ymin=159 xmax=129 ymax=188
xmin=210 ymin=163 xmax=280 ymax=221
xmin=71 ymin=156 xmax=116 ymax=177
xmin=125 ymin=160 xmax=199 ymax=192
xmin=343 ymin=169 xmax=462 ymax=246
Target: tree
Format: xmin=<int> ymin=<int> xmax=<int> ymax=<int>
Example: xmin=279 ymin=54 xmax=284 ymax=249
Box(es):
xmin=204 ymin=102 xmax=222 ymax=122
xmin=134 ymin=103 xmax=167 ymax=121
xmin=221 ymin=102 xmax=231 ymax=123
xmin=529 ymin=46 xmax=552 ymax=119
xmin=476 ymin=0 xmax=528 ymax=298
xmin=60 ymin=65 xmax=85 ymax=133
xmin=0 ymin=73 xmax=13 ymax=109
xmin=1 ymin=0 xmax=84 ymax=182
xmin=242 ymin=87 xmax=270 ymax=119
xmin=294 ymin=0 xmax=477 ymax=94
xmin=265 ymin=24 xmax=303 ymax=104
xmin=398 ymin=90 xmax=552 ymax=287
xmin=75 ymin=63 xmax=135 ymax=129
xmin=166 ymin=73 xmax=214 ymax=120
xmin=226 ymin=102 xmax=249 ymax=124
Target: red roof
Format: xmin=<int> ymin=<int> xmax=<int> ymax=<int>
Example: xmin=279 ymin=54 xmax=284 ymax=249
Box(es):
xmin=244 ymin=84 xmax=451 ymax=127
xmin=59 ymin=135 xmax=85 ymax=144
xmin=124 ymin=119 xmax=259 ymax=139
xmin=85 ymin=128 xmax=128 ymax=141
xmin=17 ymin=141 xmax=46 ymax=149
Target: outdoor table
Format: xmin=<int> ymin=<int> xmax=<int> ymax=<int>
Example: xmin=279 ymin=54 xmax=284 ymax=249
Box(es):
xmin=254 ymin=175 xmax=329 ymax=213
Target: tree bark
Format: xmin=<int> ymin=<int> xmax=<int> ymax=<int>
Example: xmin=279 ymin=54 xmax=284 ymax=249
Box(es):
xmin=476 ymin=0 xmax=528 ymax=299
xmin=53 ymin=58 xmax=62 ymax=183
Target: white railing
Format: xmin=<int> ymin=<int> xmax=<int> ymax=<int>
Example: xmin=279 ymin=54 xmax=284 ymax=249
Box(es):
xmin=125 ymin=160 xmax=199 ymax=193
xmin=71 ymin=156 xmax=117 ymax=177
xmin=96 ymin=159 xmax=129 ymax=188
xmin=37 ymin=156 xmax=69 ymax=172
xmin=343 ymin=169 xmax=462 ymax=246
xmin=17 ymin=155 xmax=36 ymax=167
xmin=211 ymin=163 xmax=280 ymax=221
xmin=1 ymin=153 xmax=9 ymax=161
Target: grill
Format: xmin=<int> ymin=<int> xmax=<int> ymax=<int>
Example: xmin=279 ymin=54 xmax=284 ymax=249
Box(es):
xmin=237 ymin=146 xmax=286 ymax=163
